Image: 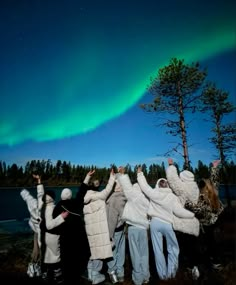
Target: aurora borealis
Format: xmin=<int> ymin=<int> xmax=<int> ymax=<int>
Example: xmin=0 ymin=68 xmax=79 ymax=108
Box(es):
xmin=0 ymin=0 xmax=235 ymax=167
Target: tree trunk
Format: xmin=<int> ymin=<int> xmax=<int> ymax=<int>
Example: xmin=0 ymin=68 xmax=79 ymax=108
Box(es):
xmin=178 ymin=82 xmax=189 ymax=169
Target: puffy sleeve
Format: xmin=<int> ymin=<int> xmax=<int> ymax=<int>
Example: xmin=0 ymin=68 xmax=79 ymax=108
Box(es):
xmin=137 ymin=172 xmax=156 ymax=200
xmin=173 ymin=196 xmax=194 ymax=219
xmin=118 ymin=174 xmax=136 ymax=201
xmin=166 ymin=165 xmax=187 ymax=204
xmin=45 ymin=205 xmax=65 ymax=230
xmin=20 ymin=189 xmax=38 ymax=220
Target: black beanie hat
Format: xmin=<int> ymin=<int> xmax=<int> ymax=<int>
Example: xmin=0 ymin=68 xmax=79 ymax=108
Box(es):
xmin=42 ymin=190 xmax=56 ymax=202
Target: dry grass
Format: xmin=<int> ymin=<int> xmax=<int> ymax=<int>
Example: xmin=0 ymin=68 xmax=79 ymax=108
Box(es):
xmin=0 ymin=206 xmax=235 ymax=284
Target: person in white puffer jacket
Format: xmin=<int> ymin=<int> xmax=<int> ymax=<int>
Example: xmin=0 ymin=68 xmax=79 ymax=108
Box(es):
xmin=117 ymin=167 xmax=150 ymax=285
xmin=165 ymin=158 xmax=201 ymax=280
xmin=40 ymin=189 xmax=69 ymax=284
xmin=137 ymin=167 xmax=195 ymax=281
xmin=166 ymin=158 xmax=199 ymax=206
xmin=20 ymin=174 xmax=44 ymax=263
xmin=83 ymin=168 xmax=116 ymax=285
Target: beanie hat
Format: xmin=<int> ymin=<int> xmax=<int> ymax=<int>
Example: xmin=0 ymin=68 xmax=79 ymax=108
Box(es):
xmin=93 ymin=179 xmax=100 ymax=188
xmin=179 ymin=170 xmax=194 ymax=182
xmin=61 ymin=188 xmax=72 ymax=200
xmin=42 ymin=190 xmax=56 ymax=202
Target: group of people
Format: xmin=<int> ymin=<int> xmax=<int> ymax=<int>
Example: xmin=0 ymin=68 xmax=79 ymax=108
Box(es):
xmin=21 ymin=158 xmax=224 ymax=284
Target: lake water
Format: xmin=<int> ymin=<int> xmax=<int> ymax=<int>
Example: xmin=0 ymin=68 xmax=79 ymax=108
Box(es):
xmin=0 ymin=186 xmax=80 ymax=221
xmin=0 ymin=185 xmax=235 ymax=234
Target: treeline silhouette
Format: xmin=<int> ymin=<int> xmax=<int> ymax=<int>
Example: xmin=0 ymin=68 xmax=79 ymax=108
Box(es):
xmin=0 ymin=159 xmax=236 ymax=188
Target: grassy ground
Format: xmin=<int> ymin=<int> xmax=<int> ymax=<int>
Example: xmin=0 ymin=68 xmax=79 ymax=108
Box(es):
xmin=0 ymin=206 xmax=235 ymax=285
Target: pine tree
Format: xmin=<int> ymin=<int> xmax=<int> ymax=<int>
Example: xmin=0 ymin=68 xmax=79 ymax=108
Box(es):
xmin=201 ymin=82 xmax=236 ymax=206
xmin=140 ymin=58 xmax=207 ymax=169
xmin=201 ymin=82 xmax=236 ymax=163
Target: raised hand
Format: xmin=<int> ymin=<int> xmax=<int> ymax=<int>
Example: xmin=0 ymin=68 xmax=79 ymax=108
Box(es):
xmin=61 ymin=211 xmax=69 ymax=219
xmin=137 ymin=166 xmax=142 ymax=173
xmin=212 ymin=160 xmax=221 ymax=168
xmin=32 ymin=174 xmax=41 ymax=184
xmin=168 ymin=158 xmax=173 ymax=165
xmin=88 ymin=170 xmax=96 ymax=176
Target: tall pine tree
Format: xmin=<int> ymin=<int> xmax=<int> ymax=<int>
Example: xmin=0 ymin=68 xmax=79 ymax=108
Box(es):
xmin=140 ymin=58 xmax=207 ymax=169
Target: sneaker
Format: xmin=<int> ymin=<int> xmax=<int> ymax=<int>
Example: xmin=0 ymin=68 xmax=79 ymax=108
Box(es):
xmin=92 ymin=273 xmax=106 ymax=284
xmin=34 ymin=262 xmax=41 ymax=277
xmin=27 ymin=263 xmax=36 ymax=278
xmin=27 ymin=262 xmax=41 ymax=278
xmin=212 ymin=263 xmax=223 ymax=271
xmin=191 ymin=266 xmax=200 ymax=280
xmin=109 ymin=271 xmax=119 ymax=284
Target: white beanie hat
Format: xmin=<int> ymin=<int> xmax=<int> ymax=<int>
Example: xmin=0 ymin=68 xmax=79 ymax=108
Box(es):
xmin=179 ymin=170 xmax=194 ymax=182
xmin=61 ymin=188 xmax=72 ymax=200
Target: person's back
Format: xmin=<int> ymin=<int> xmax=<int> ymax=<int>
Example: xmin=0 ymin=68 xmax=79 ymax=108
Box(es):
xmin=118 ymin=172 xmax=150 ymax=285
xmin=165 ymin=158 xmax=202 ymax=280
xmin=106 ymin=176 xmax=127 ymax=283
xmin=166 ymin=158 xmax=199 ymax=205
xmin=137 ymin=168 xmax=194 ymax=281
xmin=106 ymin=178 xmax=127 ymax=239
xmin=83 ymin=169 xmax=116 ymax=285
xmin=20 ymin=174 xmax=44 ymax=277
xmin=119 ymin=175 xmax=150 ymax=230
xmin=53 ymin=188 xmax=90 ymax=284
xmin=184 ymin=160 xmax=225 ymax=270
xmin=40 ymin=190 xmax=68 ymax=284
xmin=137 ymin=175 xmax=194 ymax=224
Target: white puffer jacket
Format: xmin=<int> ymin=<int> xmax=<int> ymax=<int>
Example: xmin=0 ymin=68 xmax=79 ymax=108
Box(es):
xmin=43 ymin=197 xmax=65 ymax=264
xmin=20 ymin=184 xmax=45 ymax=246
xmin=83 ymin=173 xmax=116 ymax=260
xmin=118 ymin=174 xmax=150 ymax=230
xmin=20 ymin=184 xmax=45 ymax=233
xmin=166 ymin=165 xmax=200 ymax=236
xmin=166 ymin=165 xmax=199 ymax=205
xmin=137 ymin=173 xmax=195 ymax=225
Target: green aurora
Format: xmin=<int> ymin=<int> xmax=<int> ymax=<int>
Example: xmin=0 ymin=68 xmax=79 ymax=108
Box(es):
xmin=0 ymin=0 xmax=235 ymax=146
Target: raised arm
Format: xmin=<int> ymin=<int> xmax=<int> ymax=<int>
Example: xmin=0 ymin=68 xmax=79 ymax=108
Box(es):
xmin=76 ymin=170 xmax=96 ymax=209
xmin=118 ymin=173 xmax=136 ymax=201
xmin=97 ymin=169 xmax=116 ymax=200
xmin=173 ymin=196 xmax=195 ymax=219
xmin=83 ymin=170 xmax=95 ymax=185
xmin=165 ymin=158 xmax=186 ymax=202
xmin=137 ymin=167 xmax=155 ymax=199
xmin=33 ymin=175 xmax=44 ymax=211
xmin=20 ymin=189 xmax=38 ymax=219
xmin=84 ymin=169 xmax=116 ymax=203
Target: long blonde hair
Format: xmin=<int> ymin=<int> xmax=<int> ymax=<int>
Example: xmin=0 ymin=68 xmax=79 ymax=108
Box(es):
xmin=198 ymin=178 xmax=221 ymax=211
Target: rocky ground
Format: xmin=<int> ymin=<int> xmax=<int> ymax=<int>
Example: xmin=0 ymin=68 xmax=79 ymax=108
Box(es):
xmin=0 ymin=206 xmax=235 ymax=285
